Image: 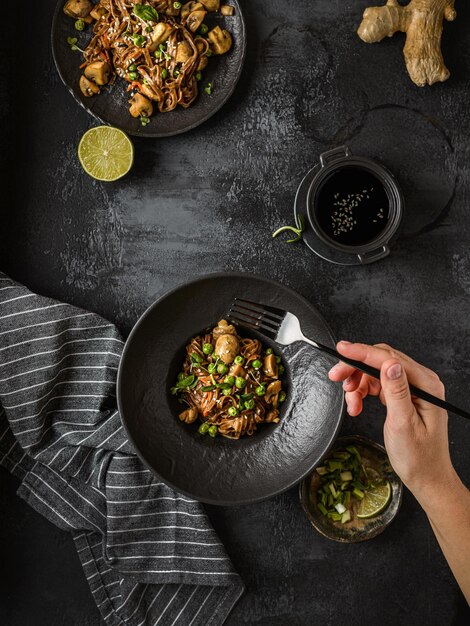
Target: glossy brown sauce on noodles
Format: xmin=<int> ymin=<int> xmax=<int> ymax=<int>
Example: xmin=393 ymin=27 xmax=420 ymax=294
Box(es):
xmin=171 ymin=320 xmax=287 ymax=439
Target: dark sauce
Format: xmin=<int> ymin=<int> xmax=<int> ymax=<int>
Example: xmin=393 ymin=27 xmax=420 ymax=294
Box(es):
xmin=315 ymin=166 xmax=390 ymax=246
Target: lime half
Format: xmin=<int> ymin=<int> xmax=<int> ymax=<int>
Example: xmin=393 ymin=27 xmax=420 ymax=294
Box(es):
xmin=78 ymin=126 xmax=134 ymax=181
xmin=356 ymin=481 xmax=392 ymax=519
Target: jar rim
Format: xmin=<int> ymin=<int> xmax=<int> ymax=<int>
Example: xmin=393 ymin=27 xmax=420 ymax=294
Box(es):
xmin=307 ymin=154 xmax=404 ymax=254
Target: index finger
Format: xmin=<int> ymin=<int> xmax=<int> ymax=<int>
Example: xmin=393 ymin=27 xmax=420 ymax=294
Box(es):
xmin=336 ymin=341 xmax=438 ymax=393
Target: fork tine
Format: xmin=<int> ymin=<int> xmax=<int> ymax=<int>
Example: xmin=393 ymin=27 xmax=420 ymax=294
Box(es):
xmin=233 ymin=298 xmax=284 ymax=320
xmin=228 ymin=310 xmax=278 ymax=339
xmin=229 ymin=304 xmax=282 ymax=331
xmin=233 ymin=298 xmax=285 ymax=321
xmin=229 ymin=313 xmax=279 ymax=336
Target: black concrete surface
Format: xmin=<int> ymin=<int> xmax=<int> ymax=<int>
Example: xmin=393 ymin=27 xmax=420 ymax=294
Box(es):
xmin=1 ymin=1 xmax=470 ymax=624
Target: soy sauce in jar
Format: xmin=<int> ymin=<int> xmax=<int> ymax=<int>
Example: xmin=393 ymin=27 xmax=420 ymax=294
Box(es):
xmin=315 ymin=166 xmax=390 ymax=247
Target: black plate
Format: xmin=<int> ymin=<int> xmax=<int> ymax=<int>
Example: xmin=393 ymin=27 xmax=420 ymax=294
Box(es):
xmin=117 ymin=272 xmax=345 ymax=505
xmin=51 ymin=1 xmax=246 ymax=137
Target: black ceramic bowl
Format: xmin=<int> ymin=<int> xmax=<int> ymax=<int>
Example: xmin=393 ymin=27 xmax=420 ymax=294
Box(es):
xmin=117 ymin=273 xmax=345 ymax=505
xmin=299 ymin=146 xmax=404 ymax=265
xmin=300 ymin=435 xmax=403 ymax=542
xmin=51 ymin=1 xmax=246 ymax=137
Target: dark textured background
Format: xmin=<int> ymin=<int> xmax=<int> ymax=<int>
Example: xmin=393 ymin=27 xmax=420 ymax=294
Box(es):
xmin=1 ymin=0 xmax=470 ymax=624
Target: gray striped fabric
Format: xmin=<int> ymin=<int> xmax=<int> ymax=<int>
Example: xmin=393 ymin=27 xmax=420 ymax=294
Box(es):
xmin=0 ymin=273 xmax=243 ymax=626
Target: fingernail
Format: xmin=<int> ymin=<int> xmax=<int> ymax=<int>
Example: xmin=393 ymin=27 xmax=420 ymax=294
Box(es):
xmin=338 ymin=340 xmax=351 ymax=346
xmin=329 ymin=363 xmax=341 ymax=375
xmin=342 ymin=377 xmax=351 ymax=390
xmin=387 ymin=363 xmax=402 ymax=380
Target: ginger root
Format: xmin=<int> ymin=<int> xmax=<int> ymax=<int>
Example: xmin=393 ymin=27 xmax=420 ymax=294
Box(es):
xmin=357 ymin=0 xmax=457 ymax=87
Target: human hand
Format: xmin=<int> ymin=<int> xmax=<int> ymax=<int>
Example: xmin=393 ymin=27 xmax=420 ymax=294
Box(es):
xmin=328 ymin=341 xmax=458 ymax=506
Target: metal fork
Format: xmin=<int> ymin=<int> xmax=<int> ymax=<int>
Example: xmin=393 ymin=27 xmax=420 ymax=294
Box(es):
xmin=228 ymin=298 xmax=470 ymax=421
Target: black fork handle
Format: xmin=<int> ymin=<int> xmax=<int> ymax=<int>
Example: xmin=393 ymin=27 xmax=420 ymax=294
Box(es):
xmin=315 ymin=341 xmax=470 ymax=421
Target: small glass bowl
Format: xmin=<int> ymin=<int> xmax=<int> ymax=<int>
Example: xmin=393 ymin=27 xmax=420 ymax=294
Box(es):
xmin=299 ymin=434 xmax=403 ymax=543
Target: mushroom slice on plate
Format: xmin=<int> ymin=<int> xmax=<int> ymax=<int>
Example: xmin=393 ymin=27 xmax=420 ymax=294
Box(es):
xmin=63 ymin=0 xmax=93 ymax=22
xmin=175 ymin=41 xmax=194 ymax=63
xmin=148 ymin=22 xmax=174 ymax=52
xmin=181 ymin=1 xmax=204 ymax=20
xmin=129 ymin=93 xmax=153 ymax=118
xmin=263 ymin=354 xmax=278 ymax=378
xmin=79 ymin=75 xmax=100 ymax=97
xmin=207 ymin=25 xmax=232 ymax=54
xmin=199 ymin=0 xmax=220 ymax=11
xmin=215 ymin=334 xmax=240 ymax=364
xmin=186 ymin=9 xmax=207 ymax=32
xmin=84 ymin=61 xmax=111 ymax=86
xmin=179 ymin=407 xmax=199 ymax=423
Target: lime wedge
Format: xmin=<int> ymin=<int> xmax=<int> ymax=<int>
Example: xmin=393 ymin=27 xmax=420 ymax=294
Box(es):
xmin=78 ymin=126 xmax=134 ymax=181
xmin=356 ymin=481 xmax=392 ymax=519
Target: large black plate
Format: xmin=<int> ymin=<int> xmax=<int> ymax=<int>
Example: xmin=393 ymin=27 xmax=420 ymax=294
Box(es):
xmin=117 ymin=273 xmax=345 ymax=505
xmin=51 ymin=1 xmax=246 ymax=137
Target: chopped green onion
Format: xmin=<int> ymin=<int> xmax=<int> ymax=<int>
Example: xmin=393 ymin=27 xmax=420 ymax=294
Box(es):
xmin=205 ymin=48 xmax=213 ymax=57
xmin=201 ymin=385 xmax=216 ymax=392
xmin=278 ymin=390 xmax=286 ymax=403
xmin=234 ymin=355 xmax=244 ymax=365
xmin=208 ymin=425 xmax=218 ymax=437
xmin=208 ymin=363 xmax=217 ymax=374
xmin=75 ymin=19 xmax=86 ymax=31
xmin=346 ymin=445 xmax=361 ymax=458
xmin=204 ymin=82 xmax=213 ymax=95
xmin=191 ymin=352 xmax=204 ymax=364
xmin=275 ymin=356 xmax=281 ymax=364
xmin=161 ymin=68 xmax=168 ymax=79
xmin=251 ymin=359 xmax=262 ymax=370
xmin=317 ymin=502 xmax=328 ymax=516
xmin=341 ymin=510 xmax=351 ymax=524
xmin=244 ymin=399 xmax=255 ymax=410
xmin=328 ymin=482 xmax=338 ymax=499
xmin=227 ymin=406 xmax=238 ymax=417
xmin=203 ymin=343 xmax=214 ymax=355
xmin=195 ymin=71 xmax=202 ymax=81
xmin=235 ymin=377 xmax=246 ymax=389
xmin=128 ymin=71 xmax=139 ymax=80
xmin=327 ymin=460 xmax=343 ymax=472
xmin=222 ymin=387 xmax=232 ymax=396
xmin=174 ymin=68 xmax=180 ymax=77
xmin=255 ymin=385 xmax=265 ymax=396
xmin=335 ymin=503 xmax=346 ymax=515
xmin=340 ymin=471 xmax=353 ymax=482
xmin=328 ymin=512 xmax=342 ymax=522
xmin=128 ymin=63 xmax=137 ymax=71
xmin=224 ymin=375 xmax=235 ymax=386
xmin=353 ymin=487 xmax=365 ymax=500
xmin=316 ymin=466 xmax=328 ymax=476
xmin=265 ymin=348 xmax=273 ymax=355
xmin=198 ymin=422 xmax=210 ymax=434
xmin=199 ymin=24 xmax=209 ymax=35
xmin=216 ymin=382 xmax=232 ymax=390
xmin=173 ymin=1 xmax=182 ymax=8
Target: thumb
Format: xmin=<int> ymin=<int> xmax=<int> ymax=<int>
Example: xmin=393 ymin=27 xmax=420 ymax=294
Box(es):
xmin=380 ymin=359 xmax=416 ymax=426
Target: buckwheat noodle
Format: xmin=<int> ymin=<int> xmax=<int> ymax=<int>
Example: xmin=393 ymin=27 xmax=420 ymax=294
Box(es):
xmin=172 ymin=321 xmax=287 ymax=440
xmin=83 ymin=0 xmax=210 ymax=112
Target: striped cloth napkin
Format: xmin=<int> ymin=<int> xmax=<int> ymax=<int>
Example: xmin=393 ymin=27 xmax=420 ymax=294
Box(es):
xmin=0 ymin=272 xmax=243 ymax=625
